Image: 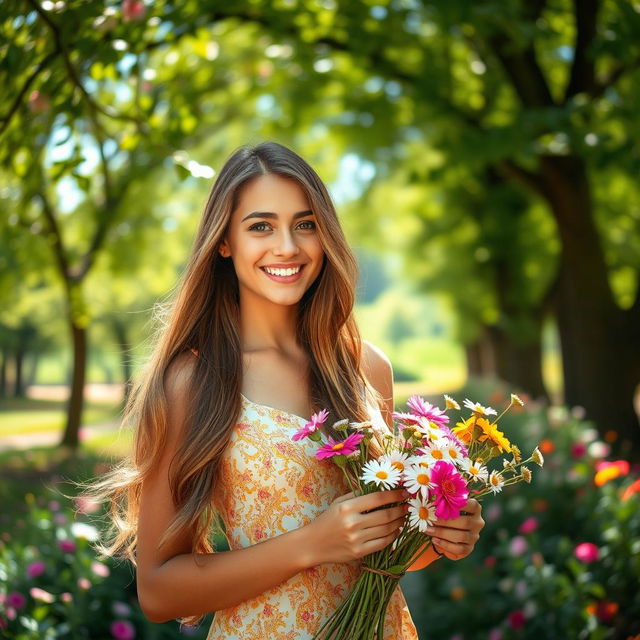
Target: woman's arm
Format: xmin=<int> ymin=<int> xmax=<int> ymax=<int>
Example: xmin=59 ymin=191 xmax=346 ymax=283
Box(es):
xmin=136 ymin=351 xmax=408 ymax=623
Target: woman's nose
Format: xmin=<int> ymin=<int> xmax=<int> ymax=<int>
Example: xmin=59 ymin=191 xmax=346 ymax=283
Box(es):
xmin=273 ymin=228 xmax=300 ymax=256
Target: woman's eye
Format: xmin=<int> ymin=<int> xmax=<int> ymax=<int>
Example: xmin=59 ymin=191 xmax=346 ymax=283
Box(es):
xmin=248 ymin=220 xmax=316 ymax=232
xmin=248 ymin=222 xmax=271 ymax=232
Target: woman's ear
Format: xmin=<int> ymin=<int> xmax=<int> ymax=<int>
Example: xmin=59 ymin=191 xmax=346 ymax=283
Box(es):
xmin=219 ymin=240 xmax=231 ymax=258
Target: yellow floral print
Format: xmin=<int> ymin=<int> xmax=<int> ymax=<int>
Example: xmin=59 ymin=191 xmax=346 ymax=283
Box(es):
xmin=205 ymin=393 xmax=419 ymax=640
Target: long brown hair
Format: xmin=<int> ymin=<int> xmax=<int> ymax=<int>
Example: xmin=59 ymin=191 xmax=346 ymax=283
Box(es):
xmin=75 ymin=141 xmax=385 ymax=626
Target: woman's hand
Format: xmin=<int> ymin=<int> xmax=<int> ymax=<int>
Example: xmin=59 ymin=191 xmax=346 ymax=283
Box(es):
xmin=426 ymin=498 xmax=485 ymax=561
xmin=301 ymin=488 xmax=410 ymax=567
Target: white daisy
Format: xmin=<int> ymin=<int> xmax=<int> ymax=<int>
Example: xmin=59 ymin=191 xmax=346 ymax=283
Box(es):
xmin=349 ymin=420 xmax=373 ymax=432
xmin=407 ymin=496 xmax=437 ymax=532
xmin=460 ymin=458 xmax=489 ymax=483
xmin=488 ymin=470 xmax=505 ymax=494
xmin=360 ymin=458 xmax=401 ymax=490
xmin=442 ymin=439 xmax=465 ymax=465
xmin=444 ymin=394 xmax=460 ymax=410
xmin=417 ymin=442 xmax=451 ymax=465
xmin=463 ymin=398 xmax=497 ymax=417
xmin=403 ymin=464 xmax=435 ymax=500
xmin=380 ymin=451 xmax=411 ymax=474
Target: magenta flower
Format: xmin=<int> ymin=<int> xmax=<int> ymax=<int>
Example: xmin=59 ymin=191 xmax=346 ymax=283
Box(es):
xmin=406 ymin=395 xmax=450 ymax=427
xmin=27 ymin=561 xmax=45 ymax=578
xmin=574 ymin=542 xmax=599 ymax=563
xmin=58 ymin=539 xmax=76 ymax=553
xmin=292 ymin=408 xmax=329 ymax=441
xmin=430 ymin=460 xmax=469 ymax=520
xmin=6 ymin=592 xmax=26 ymax=609
xmin=110 ymin=620 xmax=136 ymax=640
xmin=518 ymin=517 xmax=538 ymax=535
xmin=315 ymin=432 xmax=364 ymax=460
xmin=508 ymin=610 xmax=526 ymax=630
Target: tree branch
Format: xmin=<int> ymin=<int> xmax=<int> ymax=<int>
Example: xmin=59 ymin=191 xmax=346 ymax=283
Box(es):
xmin=487 ymin=29 xmax=555 ymax=107
xmin=26 ymin=0 xmax=147 ymax=132
xmin=564 ymin=0 xmax=599 ymax=102
xmin=0 ymin=49 xmax=59 ymax=137
xmin=496 ymin=160 xmax=545 ymax=196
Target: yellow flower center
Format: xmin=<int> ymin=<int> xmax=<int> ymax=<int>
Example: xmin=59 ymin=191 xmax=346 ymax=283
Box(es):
xmin=449 ymin=449 xmax=458 ymax=459
xmin=418 ymin=461 xmax=429 ymax=468
xmin=375 ymin=471 xmax=388 ymax=480
xmin=431 ymin=450 xmax=443 ymax=460
xmin=419 ymin=507 xmax=428 ymax=520
xmin=391 ymin=461 xmax=405 ymax=471
xmin=491 ymin=475 xmax=500 ymax=486
xmin=417 ymin=473 xmax=430 ymax=485
xmin=470 ymin=466 xmax=479 ymax=475
xmin=332 ymin=443 xmax=345 ymax=451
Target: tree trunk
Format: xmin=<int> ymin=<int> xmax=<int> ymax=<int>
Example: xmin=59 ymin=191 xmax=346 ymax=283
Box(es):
xmin=59 ymin=321 xmax=87 ymax=449
xmin=0 ymin=347 xmax=6 ymax=397
xmin=487 ymin=312 xmax=550 ymax=405
xmin=14 ymin=347 xmax=25 ymax=397
xmin=540 ymin=154 xmax=640 ymax=456
xmin=113 ymin=319 xmax=132 ymax=406
xmin=465 ymin=326 xmax=497 ymax=377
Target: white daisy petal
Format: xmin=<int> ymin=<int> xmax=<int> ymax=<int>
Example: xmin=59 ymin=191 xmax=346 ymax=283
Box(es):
xmin=360 ymin=458 xmax=401 ymax=490
xmin=407 ymin=496 xmax=437 ymax=532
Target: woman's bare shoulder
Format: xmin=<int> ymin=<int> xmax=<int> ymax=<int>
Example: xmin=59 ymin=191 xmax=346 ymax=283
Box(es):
xmin=361 ymin=339 xmax=393 ymax=388
xmin=163 ymin=350 xmax=198 ymax=406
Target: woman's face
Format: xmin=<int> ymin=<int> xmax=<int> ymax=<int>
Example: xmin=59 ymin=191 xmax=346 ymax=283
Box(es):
xmin=219 ymin=173 xmax=325 ymax=308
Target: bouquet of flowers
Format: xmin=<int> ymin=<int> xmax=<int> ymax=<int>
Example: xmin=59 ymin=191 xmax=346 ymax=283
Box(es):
xmin=291 ymin=392 xmax=544 ymax=640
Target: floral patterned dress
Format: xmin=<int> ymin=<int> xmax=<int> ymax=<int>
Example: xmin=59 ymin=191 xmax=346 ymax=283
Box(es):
xmin=204 ymin=390 xmax=419 ymax=640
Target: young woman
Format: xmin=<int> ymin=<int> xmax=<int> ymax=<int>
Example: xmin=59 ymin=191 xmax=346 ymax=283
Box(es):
xmin=83 ymin=141 xmax=485 ymax=639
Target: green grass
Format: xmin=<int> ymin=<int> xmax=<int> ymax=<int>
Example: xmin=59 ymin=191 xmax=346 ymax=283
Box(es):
xmin=0 ymin=397 xmax=122 ymax=437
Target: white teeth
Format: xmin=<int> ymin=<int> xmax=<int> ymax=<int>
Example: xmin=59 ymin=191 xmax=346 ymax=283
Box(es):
xmin=264 ymin=266 xmax=301 ymax=276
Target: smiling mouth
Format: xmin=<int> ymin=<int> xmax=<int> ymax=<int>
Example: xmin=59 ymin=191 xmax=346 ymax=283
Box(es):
xmin=259 ymin=264 xmax=306 ymax=281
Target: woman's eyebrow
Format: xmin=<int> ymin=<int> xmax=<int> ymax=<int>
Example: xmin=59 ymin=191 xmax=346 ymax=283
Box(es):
xmin=241 ymin=209 xmax=313 ymax=222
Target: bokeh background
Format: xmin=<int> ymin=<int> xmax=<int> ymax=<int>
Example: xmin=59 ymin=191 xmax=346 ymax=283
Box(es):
xmin=1 ymin=1 xmax=639 ymax=638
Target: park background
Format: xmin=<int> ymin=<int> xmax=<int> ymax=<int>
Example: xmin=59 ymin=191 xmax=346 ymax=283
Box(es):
xmin=1 ymin=0 xmax=639 ymax=638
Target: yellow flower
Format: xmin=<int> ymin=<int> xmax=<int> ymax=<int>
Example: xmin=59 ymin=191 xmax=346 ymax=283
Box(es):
xmin=478 ymin=419 xmax=512 ymax=453
xmin=453 ymin=416 xmax=475 ymax=444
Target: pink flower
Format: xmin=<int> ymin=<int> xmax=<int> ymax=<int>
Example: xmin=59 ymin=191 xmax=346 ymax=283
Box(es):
xmin=27 ymin=561 xmax=46 ymax=578
xmin=74 ymin=495 xmax=101 ymax=514
xmin=6 ymin=592 xmax=26 ymax=609
xmin=91 ymin=561 xmax=110 ymax=577
xmin=110 ymin=620 xmax=136 ymax=640
xmin=508 ymin=609 xmax=526 ymax=629
xmin=406 ymin=395 xmax=449 ymax=427
xmin=292 ymin=409 xmax=329 ymax=441
xmin=60 ymin=592 xmax=73 ymax=603
xmin=518 ymin=517 xmax=538 ymax=535
xmin=509 ymin=536 xmax=528 ymax=557
xmin=575 ymin=542 xmax=599 ymax=563
xmin=315 ymin=432 xmax=364 ymax=459
xmin=488 ymin=630 xmax=502 ymax=640
xmin=58 ymin=539 xmax=76 ymax=553
xmin=430 ymin=460 xmax=469 ymax=520
xmin=78 ymin=577 xmax=92 ymax=590
xmin=30 ymin=587 xmax=55 ymax=603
